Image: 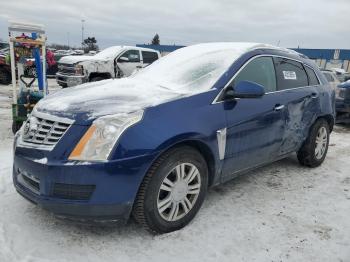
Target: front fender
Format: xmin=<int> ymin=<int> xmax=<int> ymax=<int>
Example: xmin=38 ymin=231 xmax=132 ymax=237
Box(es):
xmin=80 ymin=60 xmax=114 ymax=78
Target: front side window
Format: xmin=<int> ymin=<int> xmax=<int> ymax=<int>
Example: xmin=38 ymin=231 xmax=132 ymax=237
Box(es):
xmin=232 ymin=56 xmax=276 ymax=93
xmin=119 ymin=50 xmax=140 ymax=62
xmin=274 ymin=57 xmax=308 ymax=90
xmin=323 ymin=72 xmax=334 ymax=82
xmin=142 ymin=51 xmax=158 ymax=64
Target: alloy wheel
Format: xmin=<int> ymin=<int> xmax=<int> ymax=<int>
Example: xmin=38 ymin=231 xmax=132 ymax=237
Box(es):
xmin=157 ymin=163 xmax=201 ymax=222
xmin=315 ymin=126 xmax=327 ymax=160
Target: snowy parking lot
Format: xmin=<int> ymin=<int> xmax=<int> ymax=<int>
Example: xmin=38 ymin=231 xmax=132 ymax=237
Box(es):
xmin=0 ymin=82 xmax=349 ymax=262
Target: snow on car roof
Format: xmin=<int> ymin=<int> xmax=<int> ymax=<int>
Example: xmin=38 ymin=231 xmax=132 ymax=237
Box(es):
xmin=36 ymin=42 xmax=289 ymax=119
xmin=133 ymin=42 xmax=273 ymax=91
xmin=93 ymin=46 xmax=124 ymax=60
xmin=93 ymin=45 xmax=159 ymax=60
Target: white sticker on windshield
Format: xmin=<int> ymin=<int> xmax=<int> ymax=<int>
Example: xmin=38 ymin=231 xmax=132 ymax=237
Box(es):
xmin=283 ymin=71 xmax=297 ymax=80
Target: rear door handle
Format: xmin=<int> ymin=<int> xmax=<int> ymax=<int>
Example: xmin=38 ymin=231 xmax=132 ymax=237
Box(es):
xmin=274 ymin=104 xmax=285 ymax=111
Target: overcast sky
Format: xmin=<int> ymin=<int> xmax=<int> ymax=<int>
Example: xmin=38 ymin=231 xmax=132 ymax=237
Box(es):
xmin=0 ymin=0 xmax=349 ymax=49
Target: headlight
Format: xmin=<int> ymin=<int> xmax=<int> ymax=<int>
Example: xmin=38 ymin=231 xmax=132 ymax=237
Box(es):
xmin=69 ymin=111 xmax=143 ymax=161
xmin=75 ymin=64 xmax=84 ymax=75
xmin=336 ymin=87 xmax=346 ymax=99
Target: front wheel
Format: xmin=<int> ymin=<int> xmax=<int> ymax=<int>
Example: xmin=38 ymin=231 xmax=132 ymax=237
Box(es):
xmin=297 ymin=119 xmax=330 ymax=167
xmin=132 ymin=146 xmax=208 ymax=234
xmin=12 ymin=121 xmax=23 ymax=134
xmin=0 ymin=69 xmax=11 ymax=85
xmin=90 ymin=76 xmax=105 ymax=82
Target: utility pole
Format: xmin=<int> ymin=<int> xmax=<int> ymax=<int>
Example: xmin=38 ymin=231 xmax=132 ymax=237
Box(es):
xmin=81 ymin=19 xmax=85 ymax=49
xmin=67 ymin=32 xmax=70 ymax=49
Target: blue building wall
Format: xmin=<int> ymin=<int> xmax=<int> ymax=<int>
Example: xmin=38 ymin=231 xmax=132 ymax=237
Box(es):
xmin=136 ymin=44 xmax=185 ymax=55
xmin=291 ymin=48 xmax=350 ymax=60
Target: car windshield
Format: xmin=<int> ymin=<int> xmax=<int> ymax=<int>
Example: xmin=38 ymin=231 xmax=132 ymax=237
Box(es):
xmin=93 ymin=46 xmax=123 ymax=60
xmin=132 ymin=43 xmax=253 ymax=92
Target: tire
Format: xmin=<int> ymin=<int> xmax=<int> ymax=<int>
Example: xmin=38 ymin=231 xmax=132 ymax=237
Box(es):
xmin=12 ymin=121 xmax=23 ymax=134
xmin=90 ymin=76 xmax=105 ymax=82
xmin=132 ymin=146 xmax=208 ymax=234
xmin=0 ymin=69 xmax=11 ymax=85
xmin=297 ymin=119 xmax=330 ymax=167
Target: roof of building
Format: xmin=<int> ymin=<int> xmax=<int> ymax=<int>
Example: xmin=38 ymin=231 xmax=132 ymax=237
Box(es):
xmin=136 ymin=44 xmax=186 ymax=52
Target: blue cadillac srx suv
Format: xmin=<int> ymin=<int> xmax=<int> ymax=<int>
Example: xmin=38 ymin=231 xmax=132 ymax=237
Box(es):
xmin=13 ymin=43 xmax=335 ymax=233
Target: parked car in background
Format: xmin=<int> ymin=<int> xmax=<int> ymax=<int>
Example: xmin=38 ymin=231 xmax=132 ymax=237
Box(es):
xmin=335 ymin=80 xmax=350 ymax=123
xmin=0 ymin=42 xmax=9 ymax=50
xmin=56 ymin=46 xmax=160 ymax=87
xmin=329 ymin=68 xmax=350 ymax=82
xmin=88 ymin=50 xmax=97 ymax=55
xmin=13 ymin=43 xmax=335 ymax=234
xmin=0 ymin=55 xmax=11 ymax=85
xmin=322 ymin=69 xmax=340 ymax=90
xmin=322 ymin=69 xmax=350 ymax=123
xmin=74 ymin=49 xmax=84 ymax=55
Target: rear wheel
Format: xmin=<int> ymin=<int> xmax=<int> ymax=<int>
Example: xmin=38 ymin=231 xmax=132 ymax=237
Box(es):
xmin=133 ymin=146 xmax=208 ymax=234
xmin=297 ymin=119 xmax=330 ymax=167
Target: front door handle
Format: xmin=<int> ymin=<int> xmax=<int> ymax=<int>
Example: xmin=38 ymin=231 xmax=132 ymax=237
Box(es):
xmin=274 ymin=104 xmax=285 ymax=111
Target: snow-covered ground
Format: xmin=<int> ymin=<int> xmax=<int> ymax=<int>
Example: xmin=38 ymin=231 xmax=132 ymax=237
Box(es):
xmin=0 ymin=81 xmax=349 ymax=262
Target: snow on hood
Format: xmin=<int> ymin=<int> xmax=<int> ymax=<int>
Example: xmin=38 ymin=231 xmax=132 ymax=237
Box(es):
xmin=58 ymin=46 xmax=125 ymax=64
xmin=35 ymin=78 xmax=188 ymax=121
xmin=37 ymin=42 xmax=274 ymax=122
xmin=58 ymin=55 xmax=95 ymax=64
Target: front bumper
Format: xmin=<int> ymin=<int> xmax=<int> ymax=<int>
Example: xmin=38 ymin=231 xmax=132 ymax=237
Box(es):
xmin=335 ymin=98 xmax=350 ymax=123
xmin=335 ymin=98 xmax=350 ymax=113
xmin=56 ymin=73 xmax=87 ymax=87
xmin=13 ymin=149 xmax=158 ymax=223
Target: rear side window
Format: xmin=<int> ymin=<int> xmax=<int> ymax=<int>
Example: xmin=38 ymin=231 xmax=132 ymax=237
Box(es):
xmin=142 ymin=51 xmax=158 ymax=64
xmin=305 ymin=66 xmax=319 ymax=86
xmin=274 ymin=57 xmax=308 ymax=90
xmin=233 ymin=56 xmax=276 ymax=92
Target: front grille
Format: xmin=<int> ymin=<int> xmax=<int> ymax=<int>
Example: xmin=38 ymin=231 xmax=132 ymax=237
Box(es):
xmin=52 ymin=183 xmax=95 ymax=201
xmin=58 ymin=63 xmax=75 ymax=75
xmin=22 ymin=114 xmax=71 ymax=147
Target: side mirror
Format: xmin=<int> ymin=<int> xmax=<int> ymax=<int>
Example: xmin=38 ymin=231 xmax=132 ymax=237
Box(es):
xmin=118 ymin=56 xmax=129 ymax=62
xmin=225 ymin=80 xmax=265 ymax=99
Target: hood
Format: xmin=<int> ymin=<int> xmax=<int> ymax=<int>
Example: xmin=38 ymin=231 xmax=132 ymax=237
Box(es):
xmin=338 ymin=80 xmax=350 ymax=88
xmin=35 ymin=78 xmax=187 ymax=124
xmin=58 ymin=55 xmax=106 ymax=64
